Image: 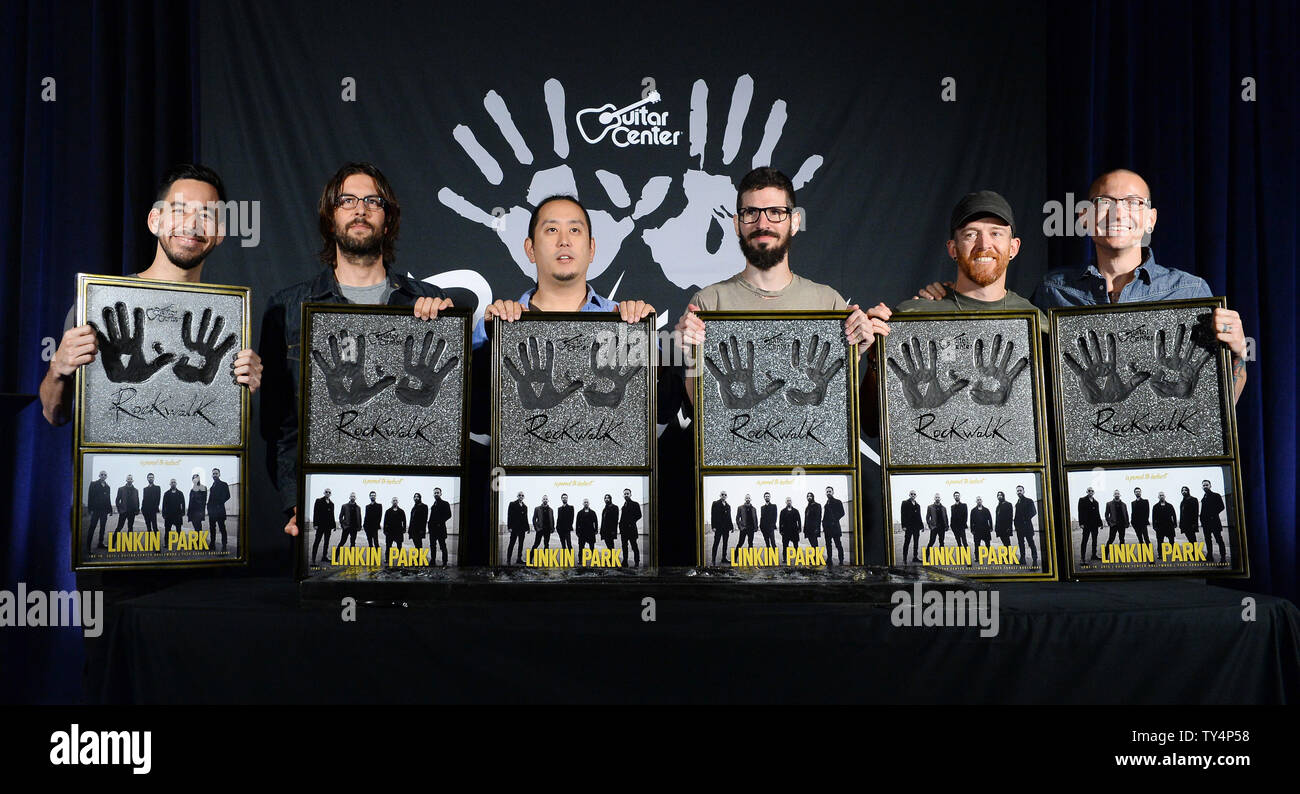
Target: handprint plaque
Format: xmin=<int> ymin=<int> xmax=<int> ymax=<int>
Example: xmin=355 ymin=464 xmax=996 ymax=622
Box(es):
xmin=77 ymin=275 xmax=248 ymax=448
xmin=1051 ymin=299 xmax=1231 ymax=464
xmin=879 ymin=313 xmax=1043 ymax=468
xmin=493 ymin=314 xmax=654 ymax=469
xmin=695 ymin=313 xmax=855 ymax=468
xmin=302 ymin=305 xmax=469 ymax=468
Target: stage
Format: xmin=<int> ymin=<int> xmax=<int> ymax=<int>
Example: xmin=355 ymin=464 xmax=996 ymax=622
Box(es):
xmin=92 ymin=575 xmax=1300 ymax=704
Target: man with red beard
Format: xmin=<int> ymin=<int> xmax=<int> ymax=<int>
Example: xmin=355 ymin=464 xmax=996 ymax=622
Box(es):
xmin=41 ymin=163 xmax=264 ymax=426
xmin=892 ymin=190 xmax=1044 ymax=321
xmin=262 ymin=162 xmax=453 ymax=538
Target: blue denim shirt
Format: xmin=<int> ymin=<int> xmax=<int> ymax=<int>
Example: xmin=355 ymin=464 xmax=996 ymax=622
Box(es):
xmin=1031 ymin=248 xmax=1212 ymax=309
xmin=471 ymin=284 xmax=618 ymax=349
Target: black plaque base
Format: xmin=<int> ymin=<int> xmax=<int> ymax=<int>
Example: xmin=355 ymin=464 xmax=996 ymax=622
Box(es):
xmin=298 ymin=565 xmax=980 ymax=606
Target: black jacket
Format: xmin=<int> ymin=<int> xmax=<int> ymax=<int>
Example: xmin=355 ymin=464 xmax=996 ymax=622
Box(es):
xmin=142 ymin=484 xmax=161 ymax=514
xmin=804 ymin=502 xmax=822 ymax=537
xmin=1200 ymin=491 xmax=1225 ymax=530
xmin=600 ymin=503 xmax=619 ymax=539
xmin=409 ymin=502 xmax=429 ymax=538
xmin=710 ymin=499 xmax=733 ymax=531
xmin=620 ymin=499 xmax=642 ymax=530
xmin=384 ymin=506 xmax=406 ymax=537
xmin=364 ymin=502 xmax=382 ymax=532
xmin=556 ymin=503 xmax=574 ymax=532
xmin=208 ymin=479 xmax=230 ymax=519
xmin=995 ymin=501 xmax=1013 ymax=534
xmin=313 ymin=497 xmax=336 ymax=529
xmin=1014 ymin=496 xmax=1037 ymax=527
xmin=1179 ymin=496 xmax=1199 ymax=533
xmin=1131 ymin=498 xmax=1150 ymax=527
xmin=900 ymin=499 xmax=922 ymax=530
xmin=1077 ymin=496 xmax=1102 ymax=529
xmin=760 ymin=503 xmax=777 ymax=531
xmin=259 ymin=266 xmax=445 ymax=513
xmin=823 ymin=497 xmax=845 ymax=529
xmin=779 ymin=506 xmax=801 ymax=536
xmin=507 ymin=500 xmax=529 ymax=534
xmin=1105 ymin=499 xmax=1129 ymax=529
xmin=88 ymin=479 xmax=112 ymax=512
xmin=1153 ymin=501 xmax=1176 ymax=533
xmin=576 ymin=507 xmax=598 ymax=538
xmin=340 ymin=502 xmax=362 ymax=531
xmin=115 ymin=484 xmax=139 ymax=514
xmin=971 ymin=505 xmax=992 ymax=534
xmin=161 ymin=488 xmax=185 ymax=523
xmin=431 ymin=497 xmax=452 ymax=530
xmin=948 ymin=502 xmax=967 ymax=531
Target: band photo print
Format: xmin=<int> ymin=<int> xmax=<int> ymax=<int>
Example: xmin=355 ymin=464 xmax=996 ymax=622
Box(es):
xmin=77 ymin=451 xmax=243 ymax=567
xmin=887 ymin=470 xmax=1053 ymax=579
xmin=302 ymin=473 xmax=461 ymax=573
xmin=1065 ymin=463 xmax=1242 ymax=577
xmin=701 ymin=472 xmax=855 ymax=568
xmin=495 ymin=474 xmax=650 ymax=569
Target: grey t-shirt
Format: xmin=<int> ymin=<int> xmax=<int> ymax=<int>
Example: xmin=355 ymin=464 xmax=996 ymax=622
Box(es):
xmin=689 ymin=272 xmax=849 ymax=311
xmin=339 ymin=281 xmax=393 ymax=305
xmin=895 ymin=286 xmax=1048 ymax=329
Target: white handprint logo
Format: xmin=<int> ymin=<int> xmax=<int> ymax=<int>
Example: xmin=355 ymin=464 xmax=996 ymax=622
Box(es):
xmin=437 ymin=79 xmax=671 ymax=281
xmin=643 ymin=75 xmax=823 ymax=289
xmin=437 ymin=75 xmax=823 ymax=291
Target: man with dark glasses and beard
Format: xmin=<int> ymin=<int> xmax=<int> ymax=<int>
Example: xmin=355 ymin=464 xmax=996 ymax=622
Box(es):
xmin=262 ymin=162 xmax=453 ymax=541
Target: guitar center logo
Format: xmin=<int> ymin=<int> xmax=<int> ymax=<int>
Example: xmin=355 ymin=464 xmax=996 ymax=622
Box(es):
xmin=576 ymin=87 xmax=682 ymax=148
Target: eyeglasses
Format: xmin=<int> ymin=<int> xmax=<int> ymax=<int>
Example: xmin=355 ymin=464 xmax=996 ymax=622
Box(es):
xmin=737 ymin=206 xmax=792 ymax=224
xmin=335 ymin=194 xmax=387 ymax=211
xmin=1091 ymin=195 xmax=1151 ymax=212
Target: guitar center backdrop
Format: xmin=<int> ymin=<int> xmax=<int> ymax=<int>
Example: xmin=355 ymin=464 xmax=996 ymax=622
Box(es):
xmin=200 ymin=0 xmax=1047 ymax=566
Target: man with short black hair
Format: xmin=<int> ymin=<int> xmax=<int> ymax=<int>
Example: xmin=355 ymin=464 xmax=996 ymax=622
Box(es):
xmin=408 ymin=493 xmax=429 ymax=552
xmin=429 ymin=487 xmax=452 ymax=566
xmin=1178 ymin=486 xmax=1199 ymax=545
xmin=141 ymin=474 xmax=161 ymax=540
xmin=1131 ymin=487 xmax=1151 ymax=553
xmin=710 ymin=491 xmax=733 ymax=565
xmin=363 ymin=491 xmax=382 ymax=549
xmin=759 ymin=492 xmax=778 ymax=550
xmin=555 ymin=493 xmax=575 ymax=552
xmin=42 ymin=163 xmax=263 ymax=427
xmin=948 ymin=492 xmax=968 ymax=551
xmin=822 ymin=486 xmax=846 ymax=565
xmin=507 ymin=492 xmax=529 ymax=565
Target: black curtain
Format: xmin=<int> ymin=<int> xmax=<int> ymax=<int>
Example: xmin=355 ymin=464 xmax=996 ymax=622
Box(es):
xmin=0 ymin=0 xmax=199 ymax=703
xmin=1046 ymin=0 xmax=1299 ymax=599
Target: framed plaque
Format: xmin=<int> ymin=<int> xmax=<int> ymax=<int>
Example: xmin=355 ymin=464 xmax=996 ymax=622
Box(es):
xmin=74 ymin=450 xmax=246 ymax=568
xmin=298 ymin=305 xmax=471 ymax=576
xmin=72 ymin=274 xmax=250 ymax=571
xmin=490 ymin=312 xmax=657 ymax=569
xmin=877 ymin=310 xmax=1057 ymax=581
xmin=76 ymin=274 xmax=249 ymax=449
xmin=1050 ymin=299 xmax=1247 ymax=579
xmin=692 ymin=311 xmax=861 ymax=568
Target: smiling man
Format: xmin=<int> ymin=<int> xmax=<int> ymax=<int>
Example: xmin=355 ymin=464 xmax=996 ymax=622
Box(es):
xmin=1032 ymin=169 xmax=1247 ymax=402
xmin=41 ymin=164 xmax=263 ymax=426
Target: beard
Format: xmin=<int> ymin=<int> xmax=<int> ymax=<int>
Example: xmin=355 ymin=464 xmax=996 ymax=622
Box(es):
xmin=335 ymin=219 xmax=383 ymax=258
xmin=738 ymin=229 xmax=790 ymax=270
xmin=956 ymin=247 xmax=1010 ymax=287
xmin=551 ymin=268 xmax=580 ymax=282
xmin=158 ymin=235 xmax=209 ymax=270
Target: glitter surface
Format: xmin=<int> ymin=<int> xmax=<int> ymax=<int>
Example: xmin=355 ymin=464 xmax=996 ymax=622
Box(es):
xmin=882 ymin=317 xmax=1040 ymax=466
xmin=497 ymin=319 xmax=650 ymax=468
xmin=82 ymin=284 xmax=244 ymax=446
xmin=1055 ymin=306 xmax=1227 ymax=463
xmin=305 ymin=312 xmax=466 ymax=467
xmin=699 ymin=318 xmax=852 ymax=468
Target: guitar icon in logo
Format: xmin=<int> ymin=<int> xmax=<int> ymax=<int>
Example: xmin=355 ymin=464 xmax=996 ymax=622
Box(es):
xmin=576 ymin=91 xmax=661 ymax=144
